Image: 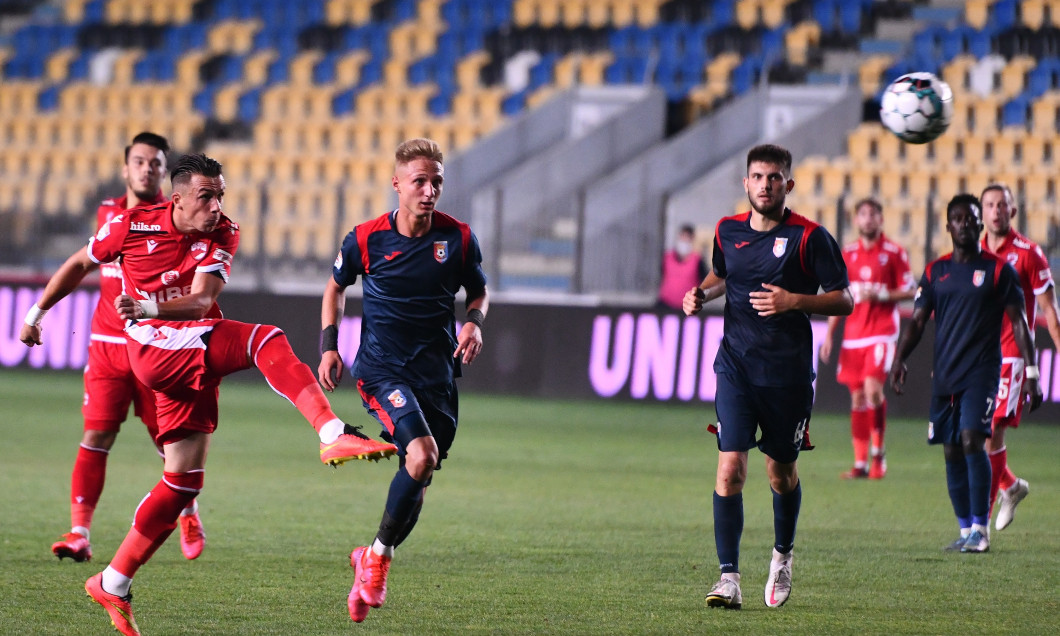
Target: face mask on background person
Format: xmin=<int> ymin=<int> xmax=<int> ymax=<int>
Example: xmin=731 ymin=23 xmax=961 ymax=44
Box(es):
xmin=674 ymin=239 xmax=693 ymax=258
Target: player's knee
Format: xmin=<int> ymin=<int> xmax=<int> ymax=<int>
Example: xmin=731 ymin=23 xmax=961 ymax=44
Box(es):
xmin=404 ymin=438 xmax=439 ymax=481
xmin=81 ymin=427 xmax=118 ymax=450
xmin=959 ymin=430 xmax=986 ymax=455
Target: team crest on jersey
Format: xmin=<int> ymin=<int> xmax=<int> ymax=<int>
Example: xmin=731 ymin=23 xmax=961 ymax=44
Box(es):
xmin=161 ymin=270 xmax=180 ymax=285
xmin=773 ymin=237 xmax=788 ymax=257
xmin=879 ymin=253 xmax=889 ymax=265
xmin=973 ymin=270 xmax=985 ymax=287
xmin=387 ymin=389 xmax=407 ymax=408
xmin=1007 ymin=252 xmax=1018 ymax=265
xmin=434 ymin=241 xmax=449 ymax=263
xmin=190 ymin=241 xmax=208 ymax=261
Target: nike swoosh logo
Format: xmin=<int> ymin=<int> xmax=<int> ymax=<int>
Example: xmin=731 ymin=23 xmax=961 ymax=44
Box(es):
xmin=383 ymin=251 xmax=402 ymax=260
xmin=735 ymin=241 xmax=750 ymax=249
xmin=939 ymin=274 xmax=950 ymax=281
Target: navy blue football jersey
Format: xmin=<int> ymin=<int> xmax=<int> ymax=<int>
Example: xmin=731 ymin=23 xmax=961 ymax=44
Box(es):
xmin=712 ymin=209 xmax=849 ymax=386
xmin=333 ymin=210 xmax=487 ymax=387
xmin=914 ymin=250 xmax=1024 ymax=395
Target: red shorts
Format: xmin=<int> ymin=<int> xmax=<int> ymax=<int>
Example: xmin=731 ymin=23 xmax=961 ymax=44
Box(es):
xmin=82 ymin=336 xmax=157 ymax=438
xmin=992 ymin=358 xmax=1025 ymax=430
xmin=125 ymin=319 xmax=261 ymax=444
xmin=836 ymin=341 xmax=894 ymax=390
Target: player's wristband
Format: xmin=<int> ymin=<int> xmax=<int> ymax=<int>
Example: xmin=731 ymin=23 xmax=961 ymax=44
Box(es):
xmin=321 ymin=324 xmax=339 ymax=353
xmin=24 ymin=303 xmax=47 ymax=326
xmin=139 ymin=300 xmax=159 ymax=319
xmin=1025 ymin=365 xmax=1040 ymax=380
xmin=466 ymin=308 xmax=485 ymax=328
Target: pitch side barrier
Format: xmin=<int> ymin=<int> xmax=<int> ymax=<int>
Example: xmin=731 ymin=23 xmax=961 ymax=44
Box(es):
xmin=4 ymin=282 xmax=1060 ymax=421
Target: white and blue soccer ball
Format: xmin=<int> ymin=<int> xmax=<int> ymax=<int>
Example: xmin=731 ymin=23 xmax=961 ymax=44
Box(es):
xmin=879 ymin=72 xmax=954 ymax=144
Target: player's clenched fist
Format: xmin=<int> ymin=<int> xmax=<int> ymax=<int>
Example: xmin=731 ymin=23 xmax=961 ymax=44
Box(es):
xmin=683 ymin=287 xmax=705 ymax=316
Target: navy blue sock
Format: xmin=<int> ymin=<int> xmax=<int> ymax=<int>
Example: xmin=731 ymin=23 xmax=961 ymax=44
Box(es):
xmin=772 ymin=481 xmax=801 ymax=554
xmin=945 ymin=457 xmax=971 ymax=527
xmin=965 ymin=451 xmax=992 ymax=526
xmin=376 ymin=466 xmax=426 ymax=546
xmin=713 ymin=491 xmax=743 ymax=574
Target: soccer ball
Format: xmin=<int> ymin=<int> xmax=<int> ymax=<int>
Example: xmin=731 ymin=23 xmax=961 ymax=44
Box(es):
xmin=879 ymin=72 xmax=954 ymax=144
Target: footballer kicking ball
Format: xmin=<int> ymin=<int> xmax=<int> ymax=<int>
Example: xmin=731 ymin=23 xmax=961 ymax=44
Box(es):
xmin=879 ymin=72 xmax=954 ymax=144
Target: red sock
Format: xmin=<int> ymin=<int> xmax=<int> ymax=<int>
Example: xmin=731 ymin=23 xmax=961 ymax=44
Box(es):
xmin=869 ymin=402 xmax=886 ymax=452
xmin=71 ymin=443 xmax=110 ymax=531
xmin=998 ymin=461 xmax=1017 ymax=491
xmin=851 ymin=409 xmax=871 ymax=465
xmin=988 ymin=448 xmax=1006 ymax=516
xmin=109 ymin=471 xmax=202 ymax=578
xmin=254 ymin=332 xmax=338 ymax=432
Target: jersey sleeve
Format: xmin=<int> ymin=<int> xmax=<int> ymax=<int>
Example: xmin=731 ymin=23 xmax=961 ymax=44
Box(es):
xmin=198 ymin=227 xmax=239 ymax=283
xmin=711 ymin=225 xmax=727 ymax=279
xmin=1028 ymin=244 xmax=1054 ymax=296
xmin=807 ymin=227 xmax=849 ymax=292
xmin=914 ymin=268 xmax=935 ymax=314
xmin=895 ymin=247 xmax=916 ymax=291
xmin=998 ymin=262 xmax=1026 ymax=310
xmin=332 ymin=230 xmax=364 ymax=287
xmin=86 ymin=212 xmax=130 ymax=264
xmin=461 ymin=228 xmax=488 ymax=295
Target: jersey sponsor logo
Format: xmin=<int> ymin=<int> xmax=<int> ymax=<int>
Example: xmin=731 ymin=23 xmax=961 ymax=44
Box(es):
xmin=190 ymin=241 xmax=208 ymax=261
xmin=130 ymin=221 xmax=163 ymax=232
xmin=384 ymin=251 xmax=402 ymax=261
xmin=434 ymin=241 xmax=448 ymax=263
xmin=211 ymin=247 xmax=232 ymax=265
xmin=146 ymin=239 xmax=158 ymax=253
xmin=161 ymin=270 xmax=180 ymax=286
xmin=973 ymin=270 xmax=985 ymax=287
xmin=735 ymin=241 xmax=751 ymax=249
xmin=387 ymin=389 xmax=407 ymax=408
xmin=141 ymin=284 xmax=192 ymax=302
xmin=773 ymin=237 xmax=788 ymax=257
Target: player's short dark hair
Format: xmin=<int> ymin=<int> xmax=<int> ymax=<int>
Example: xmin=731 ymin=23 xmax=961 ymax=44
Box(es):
xmin=854 ymin=197 xmax=883 ymax=214
xmin=170 ymin=153 xmax=223 ymax=187
xmin=946 ymin=193 xmax=981 ymax=220
xmin=396 ymin=138 xmax=443 ymax=165
xmin=981 ymin=183 xmax=1014 ymax=202
xmin=746 ymin=144 xmax=792 ymax=174
xmin=124 ymin=132 xmax=170 ymax=162
xmin=678 ymin=223 xmax=695 ymax=236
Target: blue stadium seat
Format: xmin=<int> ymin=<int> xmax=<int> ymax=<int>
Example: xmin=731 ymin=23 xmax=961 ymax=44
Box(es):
xmin=332 ymin=87 xmax=357 ymax=115
xmin=428 ymin=91 xmax=452 ymax=116
xmin=1002 ymin=96 xmax=1030 ymax=127
xmin=238 ymin=88 xmax=262 ymax=122
xmin=37 ymin=85 xmax=60 ymax=111
xmin=501 ymin=89 xmax=526 ymax=115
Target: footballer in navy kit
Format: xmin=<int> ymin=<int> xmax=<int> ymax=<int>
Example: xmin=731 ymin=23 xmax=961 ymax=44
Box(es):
xmin=684 ymin=144 xmax=853 ymax=611
xmin=318 ymin=138 xmax=488 ymax=623
xmin=890 ymin=193 xmax=1041 ymax=555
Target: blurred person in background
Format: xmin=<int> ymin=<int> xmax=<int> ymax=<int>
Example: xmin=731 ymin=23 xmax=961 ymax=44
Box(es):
xmin=980 ymin=183 xmax=1060 ymax=531
xmin=683 ymin=144 xmax=851 ymax=610
xmin=657 ymin=223 xmax=708 ymax=310
xmin=820 ymin=198 xmax=915 ymax=480
xmin=890 ymin=194 xmax=1041 ymax=555
xmin=318 ymin=138 xmax=488 ymax=623
xmin=22 ymin=153 xmax=396 ymax=636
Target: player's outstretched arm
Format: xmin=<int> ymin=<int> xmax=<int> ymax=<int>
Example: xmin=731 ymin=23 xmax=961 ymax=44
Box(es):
xmin=1006 ymin=301 xmax=1043 ymax=412
xmin=115 ymin=271 xmax=225 ymax=321
xmin=455 ymin=286 xmax=489 ymax=365
xmin=318 ymin=276 xmax=347 ymax=391
xmin=19 ymin=247 xmax=98 ymax=347
xmin=889 ymin=306 xmax=929 ymax=395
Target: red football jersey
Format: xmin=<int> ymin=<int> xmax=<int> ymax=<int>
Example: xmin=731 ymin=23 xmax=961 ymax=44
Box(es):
xmin=840 ymin=234 xmax=915 ymax=345
xmin=86 ymin=200 xmax=239 ymax=325
xmin=983 ymin=228 xmax=1054 ymax=357
xmin=91 ymin=192 xmax=169 ymax=339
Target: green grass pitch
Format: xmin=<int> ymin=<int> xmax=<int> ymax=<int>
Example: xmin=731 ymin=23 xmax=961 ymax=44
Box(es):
xmin=1 ymin=368 xmax=1058 ymax=635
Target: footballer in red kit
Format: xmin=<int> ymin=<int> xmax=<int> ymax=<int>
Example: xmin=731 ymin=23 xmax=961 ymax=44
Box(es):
xmin=820 ymin=198 xmax=915 ymax=480
xmin=22 ymin=153 xmax=395 ymax=636
xmin=980 ymin=184 xmax=1060 ymax=531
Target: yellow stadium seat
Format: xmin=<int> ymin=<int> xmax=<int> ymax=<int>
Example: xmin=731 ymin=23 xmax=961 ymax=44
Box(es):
xmin=848 ymin=166 xmax=876 ymax=198
xmin=964 ymin=0 xmax=991 ymax=29
xmin=1021 ymin=0 xmax=1046 ymax=28
xmin=632 ymin=0 xmax=661 ymax=26
xmin=735 ymin=0 xmax=759 ymax=29
xmin=1001 ymin=56 xmax=1036 ymax=99
xmin=878 ymin=171 xmax=904 ymax=200
xmin=971 ymin=96 xmax=1003 ymax=135
xmin=963 ymin=136 xmax=989 ymax=168
xmin=512 ymin=0 xmax=536 ymax=27
xmin=819 ymin=162 xmax=847 ymax=199
xmin=761 ymin=0 xmax=791 ymax=28
xmin=1030 ymin=93 xmax=1060 ymax=137
xmin=1051 ymin=0 xmax=1060 ymax=27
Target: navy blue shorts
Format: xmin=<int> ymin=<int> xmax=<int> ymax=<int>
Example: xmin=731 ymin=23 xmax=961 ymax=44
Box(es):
xmin=928 ymin=373 xmax=996 ymax=446
xmin=356 ymin=377 xmax=458 ymax=466
xmin=713 ymin=372 xmax=813 ymax=464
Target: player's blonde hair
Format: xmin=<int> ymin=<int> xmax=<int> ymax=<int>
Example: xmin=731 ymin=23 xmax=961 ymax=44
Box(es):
xmin=396 ymin=138 xmax=443 ymax=166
